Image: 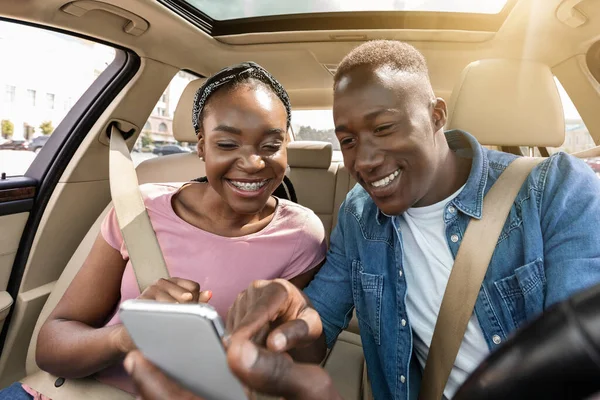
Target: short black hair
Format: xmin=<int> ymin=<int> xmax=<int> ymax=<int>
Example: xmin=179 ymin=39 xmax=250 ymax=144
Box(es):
xmin=334 ymin=40 xmax=429 ymax=85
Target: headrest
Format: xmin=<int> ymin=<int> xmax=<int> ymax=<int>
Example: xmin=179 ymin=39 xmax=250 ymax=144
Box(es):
xmin=287 ymin=141 xmax=332 ymax=169
xmin=173 ymin=78 xmax=206 ymax=143
xmin=446 ymin=59 xmax=565 ymax=147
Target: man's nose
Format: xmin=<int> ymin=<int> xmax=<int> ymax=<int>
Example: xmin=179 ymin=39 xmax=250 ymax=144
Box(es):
xmin=354 ymin=143 xmax=383 ymax=173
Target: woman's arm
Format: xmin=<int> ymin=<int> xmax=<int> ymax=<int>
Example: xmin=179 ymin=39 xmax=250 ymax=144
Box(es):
xmin=36 ymin=233 xmax=128 ymax=378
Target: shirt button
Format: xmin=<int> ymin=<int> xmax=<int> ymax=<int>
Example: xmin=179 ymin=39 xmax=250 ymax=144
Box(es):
xmin=492 ymin=335 xmax=502 ymax=345
xmin=448 ymin=206 xmax=456 ymax=214
xmin=401 ymin=319 xmax=407 ymax=327
xmin=399 ymin=270 xmax=403 ymax=277
xmin=451 ymin=234 xmax=459 ymax=243
xmin=400 ymin=375 xmax=406 ymax=384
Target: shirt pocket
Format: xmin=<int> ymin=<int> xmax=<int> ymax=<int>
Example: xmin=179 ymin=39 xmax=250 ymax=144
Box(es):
xmin=493 ymin=258 xmax=546 ymax=330
xmin=351 ymin=259 xmax=384 ymax=345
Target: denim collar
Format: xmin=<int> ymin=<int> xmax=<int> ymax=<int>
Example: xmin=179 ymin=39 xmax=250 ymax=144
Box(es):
xmin=375 ymin=129 xmax=487 ymax=224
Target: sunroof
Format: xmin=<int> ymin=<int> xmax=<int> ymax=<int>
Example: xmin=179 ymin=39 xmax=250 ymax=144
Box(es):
xmin=184 ymin=0 xmax=509 ymax=21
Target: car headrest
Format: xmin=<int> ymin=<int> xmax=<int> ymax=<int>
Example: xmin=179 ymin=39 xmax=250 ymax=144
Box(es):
xmin=446 ymin=59 xmax=565 ymax=147
xmin=287 ymin=141 xmax=332 ymax=169
xmin=173 ymin=78 xmax=206 ymax=143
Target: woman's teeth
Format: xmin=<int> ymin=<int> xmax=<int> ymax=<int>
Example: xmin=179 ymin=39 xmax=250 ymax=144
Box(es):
xmin=229 ymin=180 xmax=268 ymax=191
xmin=371 ymin=170 xmax=400 ymax=188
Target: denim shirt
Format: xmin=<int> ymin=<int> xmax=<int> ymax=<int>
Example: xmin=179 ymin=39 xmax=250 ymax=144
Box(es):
xmin=304 ymin=130 xmax=600 ymax=400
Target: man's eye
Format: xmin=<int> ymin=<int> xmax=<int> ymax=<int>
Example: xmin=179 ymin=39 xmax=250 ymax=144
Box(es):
xmin=374 ymin=124 xmax=393 ymax=133
xmin=340 ymin=137 xmax=356 ymax=147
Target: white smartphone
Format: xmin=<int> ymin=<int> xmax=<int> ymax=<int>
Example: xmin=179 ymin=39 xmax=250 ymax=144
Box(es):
xmin=119 ymin=299 xmax=246 ymax=400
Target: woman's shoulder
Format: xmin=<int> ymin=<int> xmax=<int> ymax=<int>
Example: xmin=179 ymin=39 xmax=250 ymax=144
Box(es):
xmin=275 ymin=199 xmax=325 ymax=234
xmin=138 ymin=182 xmax=185 ymax=206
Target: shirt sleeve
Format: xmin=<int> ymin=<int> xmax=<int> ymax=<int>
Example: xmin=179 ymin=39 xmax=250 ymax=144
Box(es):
xmin=303 ymin=202 xmax=355 ymax=348
xmin=541 ymin=152 xmax=600 ymax=307
xmin=100 ymin=206 xmax=129 ymax=260
xmin=280 ymin=211 xmax=328 ymax=280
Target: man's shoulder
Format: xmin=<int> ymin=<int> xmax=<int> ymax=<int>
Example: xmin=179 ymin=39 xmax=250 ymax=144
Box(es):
xmin=340 ymin=183 xmax=381 ymax=223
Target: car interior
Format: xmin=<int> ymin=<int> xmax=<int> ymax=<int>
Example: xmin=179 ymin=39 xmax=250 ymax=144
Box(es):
xmin=0 ymin=0 xmax=599 ymax=398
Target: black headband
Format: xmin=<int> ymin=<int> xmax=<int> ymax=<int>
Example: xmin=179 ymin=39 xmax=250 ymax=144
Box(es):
xmin=192 ymin=61 xmax=291 ymax=135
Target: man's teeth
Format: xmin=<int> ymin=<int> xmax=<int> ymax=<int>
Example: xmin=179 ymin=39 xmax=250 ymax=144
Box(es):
xmin=371 ymin=170 xmax=400 ymax=188
xmin=230 ymin=180 xmax=268 ymax=191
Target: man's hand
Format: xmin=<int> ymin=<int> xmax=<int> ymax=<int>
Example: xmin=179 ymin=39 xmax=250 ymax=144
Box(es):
xmin=226 ymin=279 xmax=322 ymax=354
xmin=125 ymin=338 xmax=342 ymax=400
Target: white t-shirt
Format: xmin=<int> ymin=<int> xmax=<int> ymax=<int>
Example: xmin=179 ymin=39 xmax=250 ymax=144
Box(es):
xmin=398 ymin=186 xmax=489 ymax=399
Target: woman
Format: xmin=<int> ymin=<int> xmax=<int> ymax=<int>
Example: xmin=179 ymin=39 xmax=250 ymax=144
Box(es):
xmin=3 ymin=62 xmax=327 ymax=398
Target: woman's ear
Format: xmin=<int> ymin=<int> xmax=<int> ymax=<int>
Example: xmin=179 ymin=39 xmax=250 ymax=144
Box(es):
xmin=197 ymin=132 xmax=205 ymax=161
xmin=432 ymin=97 xmax=448 ymax=131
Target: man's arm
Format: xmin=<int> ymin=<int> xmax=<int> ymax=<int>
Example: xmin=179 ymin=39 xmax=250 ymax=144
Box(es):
xmin=225 ymin=204 xmax=355 ymax=364
xmin=540 ymin=153 xmax=600 ymax=306
xmin=303 ymin=207 xmax=355 ymax=349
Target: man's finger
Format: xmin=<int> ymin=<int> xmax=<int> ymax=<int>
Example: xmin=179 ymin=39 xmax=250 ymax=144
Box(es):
xmin=125 ymin=351 xmax=203 ymax=400
xmin=227 ymin=338 xmax=339 ymax=400
xmin=232 ymin=282 xmax=291 ymax=339
xmin=266 ymin=311 xmax=322 ymax=352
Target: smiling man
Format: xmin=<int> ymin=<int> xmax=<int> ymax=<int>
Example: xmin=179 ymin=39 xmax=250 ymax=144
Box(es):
xmin=222 ymin=40 xmax=600 ymax=400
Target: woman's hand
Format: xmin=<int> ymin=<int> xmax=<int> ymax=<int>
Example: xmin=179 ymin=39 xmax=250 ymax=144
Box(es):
xmin=111 ymin=277 xmax=212 ymax=355
xmin=138 ymin=277 xmax=212 ymax=304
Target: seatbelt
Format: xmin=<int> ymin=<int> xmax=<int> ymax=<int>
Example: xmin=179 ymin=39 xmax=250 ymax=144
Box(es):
xmin=418 ymin=156 xmax=543 ymax=400
xmin=108 ymin=124 xmax=170 ymax=292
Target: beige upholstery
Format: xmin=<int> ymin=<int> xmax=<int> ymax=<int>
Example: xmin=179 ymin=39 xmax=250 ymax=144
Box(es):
xmin=446 ymin=59 xmax=565 ymax=147
xmin=287 ymin=141 xmax=337 ymax=236
xmin=323 ymin=331 xmax=365 ymax=400
xmin=172 ymin=78 xmax=206 ymax=143
xmin=136 ymin=152 xmax=205 ymax=183
xmin=287 ymin=141 xmax=333 ymax=169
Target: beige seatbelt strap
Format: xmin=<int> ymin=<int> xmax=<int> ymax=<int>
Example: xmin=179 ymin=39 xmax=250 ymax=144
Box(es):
xmin=418 ymin=157 xmax=543 ymax=400
xmin=109 ymin=124 xmax=170 ymax=292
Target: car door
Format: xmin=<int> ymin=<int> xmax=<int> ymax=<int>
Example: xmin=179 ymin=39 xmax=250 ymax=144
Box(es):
xmin=0 ymin=18 xmax=140 ymax=385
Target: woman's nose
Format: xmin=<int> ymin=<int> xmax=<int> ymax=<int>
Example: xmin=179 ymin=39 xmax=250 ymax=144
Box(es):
xmin=239 ymin=153 xmax=265 ymax=173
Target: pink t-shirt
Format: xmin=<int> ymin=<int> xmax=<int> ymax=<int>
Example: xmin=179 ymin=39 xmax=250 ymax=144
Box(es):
xmin=94 ymin=182 xmax=327 ymax=393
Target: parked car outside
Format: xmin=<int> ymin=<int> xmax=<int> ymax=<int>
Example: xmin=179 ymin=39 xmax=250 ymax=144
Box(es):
xmin=152 ymin=144 xmax=192 ymax=156
xmin=29 ymin=136 xmax=50 ymax=153
xmin=0 ymin=139 xmax=29 ymax=150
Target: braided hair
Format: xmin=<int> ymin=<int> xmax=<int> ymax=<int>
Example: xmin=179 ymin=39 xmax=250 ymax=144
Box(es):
xmin=192 ymin=61 xmax=291 ymax=135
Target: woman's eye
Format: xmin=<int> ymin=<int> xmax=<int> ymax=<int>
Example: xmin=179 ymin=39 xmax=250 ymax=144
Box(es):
xmin=216 ymin=142 xmax=238 ymax=149
xmin=262 ymin=142 xmax=283 ymax=151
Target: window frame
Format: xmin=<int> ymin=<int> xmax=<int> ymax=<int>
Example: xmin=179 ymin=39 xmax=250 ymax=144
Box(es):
xmin=0 ymin=16 xmax=141 ymax=357
xmin=158 ymin=0 xmax=518 ymax=36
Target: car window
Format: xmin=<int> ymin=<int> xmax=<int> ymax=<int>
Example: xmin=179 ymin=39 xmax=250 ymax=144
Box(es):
xmin=0 ymin=21 xmax=116 ymax=176
xmin=548 ymin=77 xmax=599 ymax=177
xmin=291 ymin=110 xmax=344 ymax=162
xmin=132 ymin=71 xmax=198 ymax=166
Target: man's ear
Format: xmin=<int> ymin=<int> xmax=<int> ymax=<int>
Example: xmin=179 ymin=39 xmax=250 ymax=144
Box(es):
xmin=432 ymin=97 xmax=448 ymax=131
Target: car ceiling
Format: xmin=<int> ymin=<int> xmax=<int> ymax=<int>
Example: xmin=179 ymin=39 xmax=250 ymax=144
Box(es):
xmin=1 ymin=0 xmax=599 ymax=108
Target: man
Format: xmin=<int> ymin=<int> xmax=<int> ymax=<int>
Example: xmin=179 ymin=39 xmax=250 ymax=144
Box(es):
xmin=129 ymin=40 xmax=600 ymax=399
